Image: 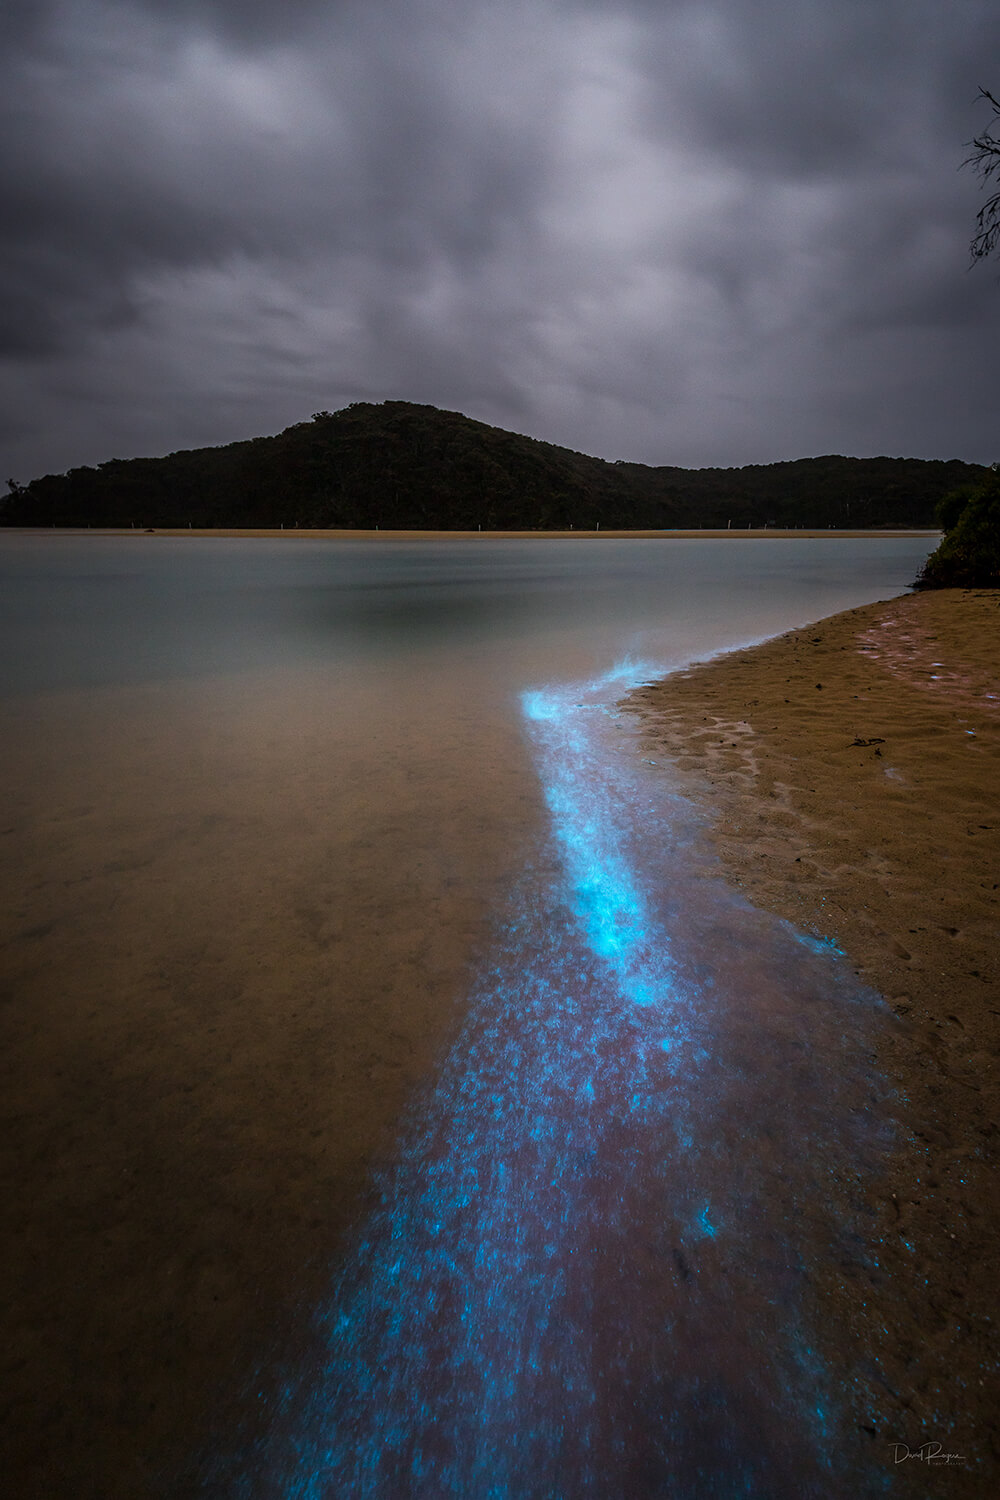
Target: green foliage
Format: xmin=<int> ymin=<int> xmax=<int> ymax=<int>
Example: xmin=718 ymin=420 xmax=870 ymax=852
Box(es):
xmin=915 ymin=469 xmax=1000 ymax=588
xmin=1 ymin=400 xmax=987 ymax=531
xmin=934 ymin=484 xmax=980 ymax=532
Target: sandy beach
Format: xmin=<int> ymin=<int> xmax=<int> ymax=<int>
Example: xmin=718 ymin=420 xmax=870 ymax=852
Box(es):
xmin=624 ymin=587 xmax=999 ymax=1493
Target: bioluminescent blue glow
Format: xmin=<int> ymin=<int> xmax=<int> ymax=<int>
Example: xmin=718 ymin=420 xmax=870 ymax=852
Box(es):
xmin=208 ymin=655 xmax=897 ymax=1499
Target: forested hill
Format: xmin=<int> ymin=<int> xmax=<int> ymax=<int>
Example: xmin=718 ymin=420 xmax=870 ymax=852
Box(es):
xmin=2 ymin=401 xmax=984 ymax=531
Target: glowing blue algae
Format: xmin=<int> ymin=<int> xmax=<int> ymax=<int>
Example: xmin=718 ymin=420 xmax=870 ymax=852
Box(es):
xmin=695 ymin=1205 xmax=718 ymax=1238
xmin=795 ymin=930 xmax=847 ymax=958
xmin=205 ymin=653 xmax=899 ymax=1499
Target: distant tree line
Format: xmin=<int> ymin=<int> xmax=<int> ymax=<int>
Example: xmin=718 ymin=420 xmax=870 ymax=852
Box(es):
xmin=0 ymin=401 xmax=986 ymax=532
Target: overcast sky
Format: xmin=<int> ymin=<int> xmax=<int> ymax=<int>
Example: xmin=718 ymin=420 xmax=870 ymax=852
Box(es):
xmin=2 ymin=0 xmax=998 ymax=481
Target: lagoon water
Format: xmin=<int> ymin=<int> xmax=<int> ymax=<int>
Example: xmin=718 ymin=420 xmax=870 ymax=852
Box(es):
xmin=0 ymin=532 xmax=936 ymax=699
xmin=0 ymin=533 xmax=935 ymax=1498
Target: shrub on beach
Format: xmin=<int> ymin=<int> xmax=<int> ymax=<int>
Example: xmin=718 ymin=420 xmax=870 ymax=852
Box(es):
xmin=915 ymin=469 xmax=1000 ymax=588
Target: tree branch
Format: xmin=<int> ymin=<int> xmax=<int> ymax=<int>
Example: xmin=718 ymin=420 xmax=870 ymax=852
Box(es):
xmin=964 ymin=88 xmax=1000 ymax=262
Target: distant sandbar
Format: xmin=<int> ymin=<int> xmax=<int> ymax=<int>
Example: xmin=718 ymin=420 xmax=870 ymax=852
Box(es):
xmin=7 ymin=526 xmax=940 ymax=541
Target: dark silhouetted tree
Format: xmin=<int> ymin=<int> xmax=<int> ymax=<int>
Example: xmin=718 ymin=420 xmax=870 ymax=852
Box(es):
xmin=965 ymin=87 xmax=1000 ymax=263
xmin=915 ymin=467 xmax=1000 ymax=588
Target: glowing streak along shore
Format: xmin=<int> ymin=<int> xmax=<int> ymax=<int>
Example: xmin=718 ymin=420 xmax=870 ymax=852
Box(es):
xmin=213 ymin=659 xmax=893 ymax=1499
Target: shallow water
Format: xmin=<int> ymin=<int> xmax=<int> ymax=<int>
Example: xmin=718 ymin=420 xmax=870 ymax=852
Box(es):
xmin=0 ymin=534 xmax=934 ymax=1497
xmin=0 ymin=532 xmax=934 ymax=699
xmin=226 ymin=667 xmax=897 ymax=1499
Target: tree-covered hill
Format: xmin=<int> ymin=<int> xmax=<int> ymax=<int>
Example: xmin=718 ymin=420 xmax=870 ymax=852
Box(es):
xmin=1 ymin=401 xmax=985 ymax=531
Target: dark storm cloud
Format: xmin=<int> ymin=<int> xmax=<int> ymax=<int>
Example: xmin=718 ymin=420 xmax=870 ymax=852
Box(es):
xmin=0 ymin=0 xmax=997 ymax=479
xmin=0 ymin=0 xmax=548 ymax=356
xmin=0 ymin=0 xmax=56 ymax=50
xmin=622 ymin=0 xmax=931 ymax=172
xmin=126 ymin=0 xmax=351 ymax=46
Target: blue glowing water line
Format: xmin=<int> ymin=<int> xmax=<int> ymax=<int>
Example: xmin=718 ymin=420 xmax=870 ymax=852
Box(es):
xmin=208 ymin=654 xmax=895 ymax=1499
xmin=523 ymin=659 xmax=678 ymax=1011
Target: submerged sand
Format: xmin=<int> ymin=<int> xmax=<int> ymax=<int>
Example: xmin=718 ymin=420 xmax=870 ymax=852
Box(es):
xmin=2 ymin=570 xmax=992 ymax=1496
xmin=624 ymin=588 xmax=999 ymax=1493
xmin=0 ymin=660 xmax=546 ymax=1497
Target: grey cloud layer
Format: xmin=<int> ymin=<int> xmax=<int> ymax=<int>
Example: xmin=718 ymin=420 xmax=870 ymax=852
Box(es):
xmin=1 ymin=0 xmax=997 ymax=478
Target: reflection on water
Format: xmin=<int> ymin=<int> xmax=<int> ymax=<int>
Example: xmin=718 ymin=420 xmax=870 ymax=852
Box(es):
xmin=0 ymin=534 xmax=934 ymax=1499
xmin=0 ymin=533 xmax=933 ymax=697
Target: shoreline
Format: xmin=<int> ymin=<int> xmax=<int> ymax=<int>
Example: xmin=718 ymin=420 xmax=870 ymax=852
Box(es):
xmin=622 ymin=587 xmax=999 ymax=1489
xmin=1 ymin=526 xmax=940 ymax=541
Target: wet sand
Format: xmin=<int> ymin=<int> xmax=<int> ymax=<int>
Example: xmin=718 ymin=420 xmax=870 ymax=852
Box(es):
xmin=623 ymin=588 xmax=1000 ymax=1494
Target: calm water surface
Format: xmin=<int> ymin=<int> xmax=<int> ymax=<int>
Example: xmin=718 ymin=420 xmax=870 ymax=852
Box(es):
xmin=0 ymin=532 xmax=934 ymax=696
xmin=1 ymin=534 xmax=935 ymax=1498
